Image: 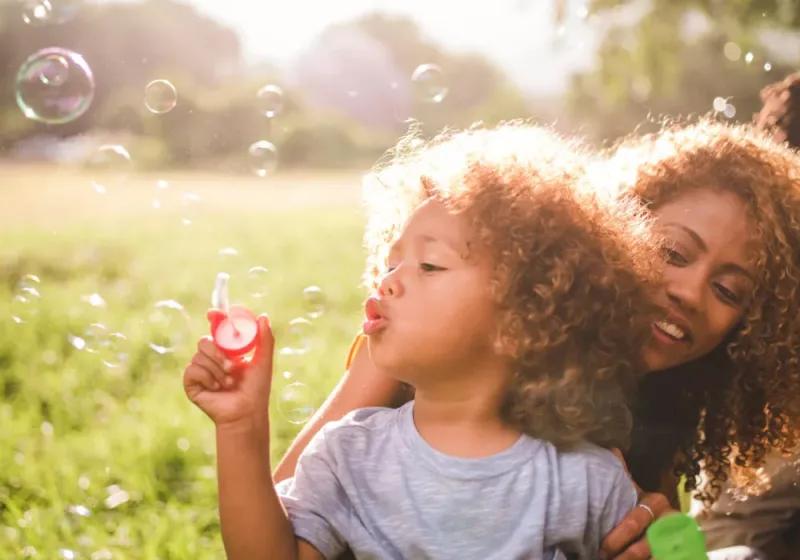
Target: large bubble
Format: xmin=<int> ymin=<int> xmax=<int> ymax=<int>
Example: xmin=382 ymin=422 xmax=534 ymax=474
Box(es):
xmin=16 ymin=47 xmax=95 ymax=124
xmin=248 ymin=140 xmax=278 ymax=177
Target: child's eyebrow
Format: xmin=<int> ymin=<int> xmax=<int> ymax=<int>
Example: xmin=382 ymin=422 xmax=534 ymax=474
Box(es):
xmin=419 ymin=234 xmax=462 ymax=256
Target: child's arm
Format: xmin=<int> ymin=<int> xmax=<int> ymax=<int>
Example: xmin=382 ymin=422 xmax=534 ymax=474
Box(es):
xmin=273 ymin=334 xmax=408 ymax=483
xmin=183 ymin=314 xmax=323 ymax=560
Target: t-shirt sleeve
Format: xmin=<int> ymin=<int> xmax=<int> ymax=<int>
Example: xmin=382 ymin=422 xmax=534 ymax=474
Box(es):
xmin=597 ymin=466 xmax=639 ymax=539
xmin=275 ymin=428 xmax=352 ymax=559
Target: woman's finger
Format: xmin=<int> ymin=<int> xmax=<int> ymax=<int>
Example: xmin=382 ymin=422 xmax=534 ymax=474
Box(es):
xmin=614 ymin=538 xmax=651 ymax=560
xmin=600 ymin=492 xmax=673 ymax=558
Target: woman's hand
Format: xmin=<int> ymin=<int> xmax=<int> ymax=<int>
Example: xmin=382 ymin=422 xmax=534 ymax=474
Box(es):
xmin=600 ymin=491 xmax=674 ymax=559
xmin=183 ymin=310 xmax=274 ymax=428
xmin=601 ymin=449 xmax=677 ymax=559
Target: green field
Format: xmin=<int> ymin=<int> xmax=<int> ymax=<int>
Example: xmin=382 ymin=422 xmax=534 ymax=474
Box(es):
xmin=1 ymin=164 xmax=368 ymax=559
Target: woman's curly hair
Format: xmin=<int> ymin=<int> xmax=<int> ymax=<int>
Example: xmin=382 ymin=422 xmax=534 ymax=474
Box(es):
xmin=604 ymin=118 xmax=800 ymax=504
xmin=362 ymin=122 xmax=662 ymax=449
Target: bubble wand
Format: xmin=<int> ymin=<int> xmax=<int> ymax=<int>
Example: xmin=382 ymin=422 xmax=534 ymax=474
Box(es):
xmin=210 ymin=272 xmax=258 ymax=359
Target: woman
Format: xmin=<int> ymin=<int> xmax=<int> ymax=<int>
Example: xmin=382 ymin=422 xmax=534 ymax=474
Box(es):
xmin=274 ymin=119 xmax=800 ymax=559
xmin=690 ymin=73 xmax=800 ymax=560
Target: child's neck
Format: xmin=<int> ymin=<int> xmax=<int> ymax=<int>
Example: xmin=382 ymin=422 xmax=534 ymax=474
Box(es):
xmin=410 ymin=362 xmax=520 ymax=459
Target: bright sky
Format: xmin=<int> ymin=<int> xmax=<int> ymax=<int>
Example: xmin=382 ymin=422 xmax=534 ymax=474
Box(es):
xmin=185 ymin=0 xmax=599 ymax=96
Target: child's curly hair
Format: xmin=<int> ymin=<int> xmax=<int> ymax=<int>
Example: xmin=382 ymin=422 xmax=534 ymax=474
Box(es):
xmin=362 ymin=122 xmax=662 ymax=449
xmin=605 ymin=118 xmax=800 ymax=504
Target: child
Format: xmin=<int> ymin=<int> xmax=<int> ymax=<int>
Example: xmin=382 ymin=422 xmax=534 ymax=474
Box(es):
xmin=183 ymin=123 xmax=662 ymax=559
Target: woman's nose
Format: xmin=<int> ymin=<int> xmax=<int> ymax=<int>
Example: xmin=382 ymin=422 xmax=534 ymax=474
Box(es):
xmin=664 ymin=268 xmax=703 ymax=312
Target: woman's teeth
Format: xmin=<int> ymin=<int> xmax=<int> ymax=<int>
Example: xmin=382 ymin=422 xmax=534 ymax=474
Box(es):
xmin=655 ymin=320 xmax=687 ymax=341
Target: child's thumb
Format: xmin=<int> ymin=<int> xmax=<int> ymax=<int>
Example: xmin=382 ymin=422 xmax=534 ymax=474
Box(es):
xmin=251 ymin=315 xmax=274 ymax=371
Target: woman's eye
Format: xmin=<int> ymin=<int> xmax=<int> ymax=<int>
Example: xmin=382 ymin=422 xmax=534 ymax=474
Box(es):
xmin=661 ymin=246 xmax=688 ymax=266
xmin=420 ymin=262 xmax=444 ymax=272
xmin=714 ymin=283 xmax=741 ymax=305
xmin=385 ymin=264 xmax=397 ymax=273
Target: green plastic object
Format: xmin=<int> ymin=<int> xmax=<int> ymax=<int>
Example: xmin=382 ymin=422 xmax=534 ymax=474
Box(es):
xmin=646 ymin=513 xmax=708 ymax=560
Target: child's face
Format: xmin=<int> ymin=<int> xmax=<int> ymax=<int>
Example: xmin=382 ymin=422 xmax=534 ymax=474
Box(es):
xmin=364 ymin=199 xmax=499 ymax=382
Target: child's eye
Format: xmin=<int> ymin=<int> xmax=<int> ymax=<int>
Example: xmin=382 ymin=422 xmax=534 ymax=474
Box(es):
xmin=420 ymin=262 xmax=444 ymax=272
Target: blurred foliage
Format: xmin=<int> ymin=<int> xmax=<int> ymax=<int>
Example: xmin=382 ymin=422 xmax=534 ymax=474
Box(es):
xmin=0 ymin=1 xmax=529 ymax=170
xmin=568 ymin=0 xmax=800 ymax=141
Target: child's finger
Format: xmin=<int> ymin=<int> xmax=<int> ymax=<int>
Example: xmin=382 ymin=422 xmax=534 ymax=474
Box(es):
xmin=191 ymin=352 xmax=229 ymax=388
xmin=251 ymin=315 xmax=274 ymax=372
xmin=184 ymin=363 xmax=222 ymax=392
xmin=196 ymin=336 xmax=225 ymax=365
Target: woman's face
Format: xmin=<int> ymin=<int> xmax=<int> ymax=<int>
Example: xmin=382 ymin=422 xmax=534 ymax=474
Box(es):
xmin=641 ymin=187 xmax=757 ymax=372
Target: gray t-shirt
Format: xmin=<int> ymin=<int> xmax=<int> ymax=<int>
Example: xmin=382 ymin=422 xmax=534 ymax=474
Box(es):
xmin=277 ymin=402 xmax=637 ymax=560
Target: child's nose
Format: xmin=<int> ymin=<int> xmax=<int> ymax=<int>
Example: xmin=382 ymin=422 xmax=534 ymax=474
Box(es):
xmin=378 ymin=267 xmax=403 ymax=298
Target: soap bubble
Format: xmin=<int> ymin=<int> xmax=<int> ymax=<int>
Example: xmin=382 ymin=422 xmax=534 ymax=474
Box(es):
xmin=21 ymin=1 xmax=52 ymax=25
xmin=723 ymin=42 xmax=741 ymax=62
xmin=10 ymin=274 xmax=41 ymax=324
xmin=246 ymin=266 xmax=269 ymax=299
xmin=411 ymin=64 xmax=448 ymax=103
xmin=148 ymin=300 xmax=191 ymax=355
xmin=302 ymin=286 xmax=326 ymax=319
xmin=83 ymin=323 xmax=128 ymax=369
xmin=712 ymin=97 xmax=728 ymax=113
xmin=279 ymin=317 xmax=312 ymax=356
xmin=86 ymin=144 xmax=131 ymax=194
xmin=764 ymin=62 xmax=772 ymax=72
xmin=744 ymin=51 xmax=754 ymax=64
xmin=248 ymin=140 xmax=278 ymax=177
xmin=144 ymin=79 xmax=178 ymax=114
xmin=16 ymin=47 xmax=95 ymax=124
xmin=256 ymin=84 xmax=284 ymax=118
xmin=723 ymin=103 xmax=737 ymax=119
xmin=277 ymin=382 xmax=316 ymax=424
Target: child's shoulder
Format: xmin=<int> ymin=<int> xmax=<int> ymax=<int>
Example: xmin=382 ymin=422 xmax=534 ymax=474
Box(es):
xmin=550 ymin=440 xmax=627 ymax=475
xmin=319 ymin=404 xmax=406 ymax=442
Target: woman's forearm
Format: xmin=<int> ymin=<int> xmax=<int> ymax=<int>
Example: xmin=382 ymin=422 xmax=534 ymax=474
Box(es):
xmin=217 ymin=417 xmax=297 ymax=560
xmin=273 ymin=338 xmax=404 ymax=483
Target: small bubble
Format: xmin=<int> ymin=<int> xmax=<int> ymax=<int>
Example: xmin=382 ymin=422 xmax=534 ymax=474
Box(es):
xmin=11 ymin=274 xmax=42 ymax=324
xmin=144 ymin=79 xmax=178 ymax=114
xmin=302 ymin=286 xmax=326 ymax=319
xmin=78 ymin=475 xmax=91 ymax=490
xmin=21 ymin=546 xmax=37 ymax=558
xmin=87 ymin=144 xmax=132 ymax=193
xmin=59 ymin=549 xmax=76 ymax=560
xmin=68 ymin=334 xmax=87 ymax=351
xmin=411 ymin=64 xmax=448 ymax=103
xmin=575 ymin=4 xmax=589 ymax=19
xmin=278 ymin=382 xmax=316 ymax=425
xmin=21 ymin=1 xmax=52 ymax=26
xmin=723 ymin=103 xmax=737 ymax=119
xmin=91 ymin=550 xmax=113 ymax=560
xmin=176 ymin=437 xmax=190 ymax=452
xmin=744 ymin=51 xmax=754 ymax=64
xmin=104 ymin=485 xmax=129 ymax=509
xmin=713 ymin=96 xmax=728 ymax=112
xmin=282 ymin=370 xmax=293 ymax=380
xmin=764 ymin=62 xmax=772 ymax=72
xmin=81 ymin=293 xmax=107 ymax=308
xmin=156 ymin=179 xmax=169 ymax=190
xmin=248 ymin=140 xmax=278 ymax=177
xmin=279 ymin=317 xmax=312 ymax=356
xmin=41 ymin=421 xmax=54 ymax=437
xmin=256 ymin=84 xmax=284 ymax=118
xmin=246 ymin=266 xmax=269 ymax=299
xmin=67 ymin=504 xmax=91 ymax=517
xmin=723 ymin=41 xmax=742 ymax=62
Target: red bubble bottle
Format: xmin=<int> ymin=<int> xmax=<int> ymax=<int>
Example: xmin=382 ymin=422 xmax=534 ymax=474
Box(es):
xmin=209 ymin=272 xmax=259 ymax=359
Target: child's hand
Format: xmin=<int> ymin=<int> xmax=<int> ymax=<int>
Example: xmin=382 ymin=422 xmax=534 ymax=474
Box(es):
xmin=183 ymin=310 xmax=274 ymax=428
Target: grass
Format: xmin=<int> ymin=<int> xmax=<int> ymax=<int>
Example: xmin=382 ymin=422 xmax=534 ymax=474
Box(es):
xmin=0 ymin=164 xmax=367 ymax=559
